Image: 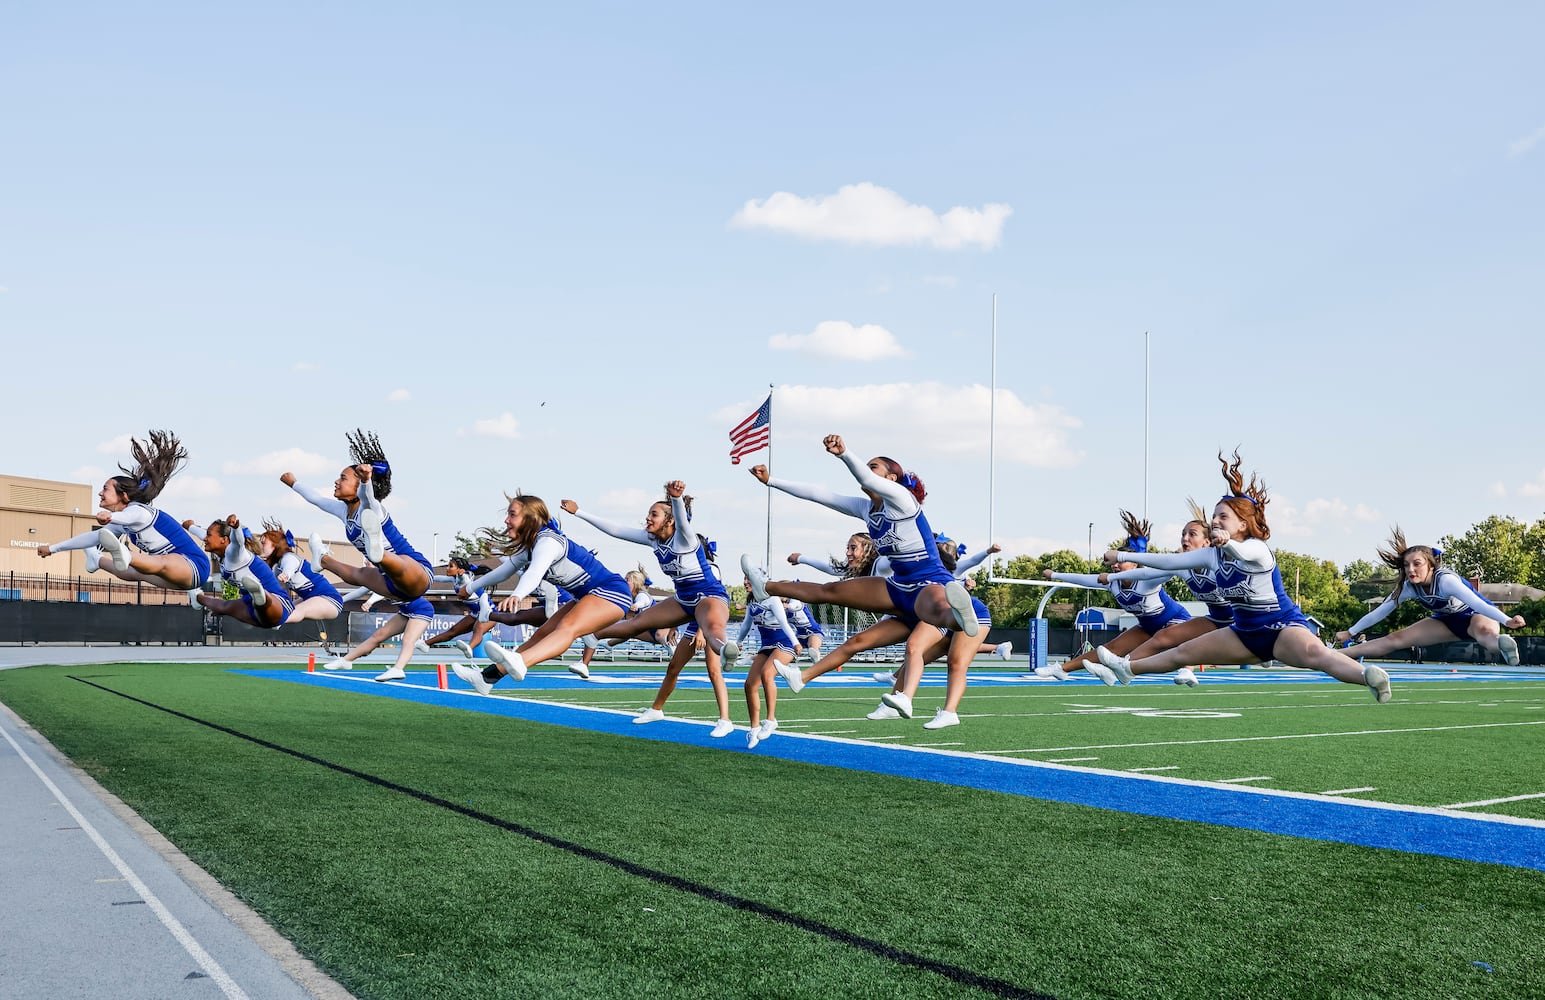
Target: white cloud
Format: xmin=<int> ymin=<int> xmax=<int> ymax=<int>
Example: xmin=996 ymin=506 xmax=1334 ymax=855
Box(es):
xmin=1517 ymin=471 xmax=1545 ymax=497
xmin=716 ymin=382 xmax=1081 ymax=467
xmin=291 ymin=361 xmax=319 ymax=373
xmin=96 ymin=434 xmax=133 ymax=455
xmin=70 ymin=465 xmax=106 ymax=484
xmin=768 ymin=321 xmax=911 ymax=362
xmin=157 ymin=475 xmax=224 ymax=506
xmin=730 ymin=182 xmax=1012 ymax=250
xmin=387 ymin=388 xmax=411 ymax=403
xmin=1507 ymin=124 xmax=1545 ymax=158
xmin=923 ymin=275 xmax=958 ymax=289
xmin=1490 ymin=481 xmax=1508 ymax=498
xmin=463 ymin=413 xmax=520 ymax=440
xmin=1298 ymin=498 xmax=1381 ymax=524
xmin=221 ymin=448 xmax=334 ymax=477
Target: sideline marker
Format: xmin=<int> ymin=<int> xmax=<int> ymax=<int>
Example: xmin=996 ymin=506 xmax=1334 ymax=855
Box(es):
xmin=437 ymin=663 xmax=448 ymax=690
xmin=307 ymin=652 xmax=315 ymax=673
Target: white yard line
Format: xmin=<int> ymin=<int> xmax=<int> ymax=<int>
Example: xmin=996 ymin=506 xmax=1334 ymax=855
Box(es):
xmin=1322 ymin=787 xmax=1378 ymax=796
xmin=1128 ymin=766 xmax=1180 ymax=772
xmin=1004 ymin=719 xmax=1545 ymax=753
xmin=1443 ymin=792 xmax=1545 ymax=809
xmin=1217 ymin=776 xmax=1274 ymax=784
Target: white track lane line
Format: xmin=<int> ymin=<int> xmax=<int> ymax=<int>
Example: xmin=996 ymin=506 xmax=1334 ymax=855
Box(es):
xmin=0 ymin=720 xmax=252 ymax=1000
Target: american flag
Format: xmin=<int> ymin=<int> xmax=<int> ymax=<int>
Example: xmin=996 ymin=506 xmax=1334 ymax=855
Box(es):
xmin=728 ymin=394 xmax=772 ymax=465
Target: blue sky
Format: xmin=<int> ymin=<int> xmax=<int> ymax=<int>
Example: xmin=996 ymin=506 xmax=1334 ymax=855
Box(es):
xmin=4 ymin=2 xmax=1543 ymax=580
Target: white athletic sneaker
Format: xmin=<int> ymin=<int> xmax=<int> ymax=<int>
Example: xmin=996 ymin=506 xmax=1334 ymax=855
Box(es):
xmin=943 ymin=580 xmax=979 ymax=637
xmin=85 ymin=546 xmax=102 ymax=573
xmin=97 ymin=528 xmax=131 ymax=572
xmin=866 ymin=704 xmax=902 ymax=721
xmin=414 ymin=639 xmax=431 ymax=654
xmin=1034 ymin=664 xmax=1070 ymax=681
xmin=1173 ymin=667 xmax=1200 ymax=688
xmin=476 ymin=591 xmax=492 ymax=624
xmin=187 ymin=588 xmax=203 ymax=607
xmin=483 ymin=640 xmax=528 ymax=682
xmin=746 ymin=727 xmax=761 ymax=749
xmin=1363 ymin=664 xmax=1392 ymax=704
xmin=740 ymin=555 xmax=770 ymax=602
xmin=633 ymin=707 xmax=666 ymax=725
xmin=995 ymin=641 xmax=1013 ymax=661
xmin=872 ymin=672 xmax=898 ymax=684
xmin=710 ymin=718 xmax=734 ymax=738
xmin=452 ymin=663 xmax=492 ymax=695
xmin=880 ymin=691 xmax=914 ymax=719
xmin=568 ymin=661 xmax=590 ymax=680
xmin=321 ymin=658 xmax=353 ymax=671
xmin=374 ymin=666 xmax=406 ymax=682
xmin=922 ymin=709 xmax=960 ymax=730
xmin=775 ymin=661 xmax=805 ymax=693
xmin=1095 ymin=646 xmax=1134 ymax=684
xmin=720 ymin=640 xmax=739 ymax=669
xmin=358 ymin=507 xmax=385 ymax=563
xmin=308 ymin=532 xmax=330 ymax=565
xmin=452 ymin=639 xmax=474 ymax=661
xmin=1084 ymin=661 xmax=1119 ymax=686
xmin=1499 ymin=635 xmax=1521 ymax=666
xmin=232 ymin=566 xmax=268 ymax=606
xmin=757 ymin=718 xmax=778 ymax=738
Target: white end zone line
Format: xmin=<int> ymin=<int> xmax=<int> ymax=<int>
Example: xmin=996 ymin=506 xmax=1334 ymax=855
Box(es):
xmin=0 ymin=719 xmax=252 ymax=1000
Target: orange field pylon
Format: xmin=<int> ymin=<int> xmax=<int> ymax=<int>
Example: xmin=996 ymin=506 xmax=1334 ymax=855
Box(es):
xmin=437 ymin=664 xmax=448 ymax=690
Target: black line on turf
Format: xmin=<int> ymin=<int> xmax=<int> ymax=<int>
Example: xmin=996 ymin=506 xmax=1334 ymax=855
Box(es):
xmin=70 ymin=676 xmax=1053 ymax=1000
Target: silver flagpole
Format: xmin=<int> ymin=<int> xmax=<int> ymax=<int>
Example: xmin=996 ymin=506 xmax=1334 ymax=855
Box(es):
xmin=1143 ymin=331 xmax=1150 ymax=522
xmin=989 ymin=294 xmax=997 ymax=543
xmin=765 ymin=383 xmax=774 ymax=570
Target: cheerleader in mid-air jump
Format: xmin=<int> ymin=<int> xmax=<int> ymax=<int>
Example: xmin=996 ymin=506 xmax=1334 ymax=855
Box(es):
xmin=36 ymin=430 xmax=210 ymax=600
xmin=451 ymin=493 xmax=633 ymax=693
xmin=256 ymin=520 xmax=343 ymax=623
xmin=1041 ymin=511 xmax=1194 ymax=685
xmin=560 ymin=481 xmax=738 ymax=668
xmin=742 ymin=434 xmax=978 ymax=639
xmin=1334 ymin=528 xmax=1524 ymax=665
xmin=282 ymin=429 xmax=433 ymax=605
xmin=1093 ymin=453 xmax=1394 ymax=702
xmin=194 ymin=517 xmax=294 ymax=629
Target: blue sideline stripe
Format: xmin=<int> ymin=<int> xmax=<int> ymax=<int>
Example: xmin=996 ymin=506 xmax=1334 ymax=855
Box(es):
xmin=241 ymin=669 xmax=1545 ymax=872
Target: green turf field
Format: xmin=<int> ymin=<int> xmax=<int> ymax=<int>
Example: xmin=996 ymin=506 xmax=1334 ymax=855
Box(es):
xmin=2 ymin=661 xmax=1542 ymax=999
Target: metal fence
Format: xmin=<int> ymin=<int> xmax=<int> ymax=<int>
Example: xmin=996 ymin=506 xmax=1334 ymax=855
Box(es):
xmin=0 ymin=571 xmax=195 ymax=606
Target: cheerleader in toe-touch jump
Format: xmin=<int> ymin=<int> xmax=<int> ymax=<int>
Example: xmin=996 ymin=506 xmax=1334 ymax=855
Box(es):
xmin=742 ymin=434 xmax=978 ymax=640
xmin=450 ymin=493 xmax=632 ymax=693
xmin=1335 ymin=528 xmax=1525 ymax=665
xmin=1083 ymin=501 xmax=1237 ymax=686
xmin=37 ymin=431 xmax=211 ymax=600
xmin=1040 ymin=511 xmax=1194 ymax=685
xmin=561 ymin=481 xmax=738 ymax=667
xmin=1093 ymin=452 xmax=1394 ymax=702
xmin=282 ymin=429 xmax=433 ymax=605
xmin=255 ymin=520 xmax=344 ymax=623
xmin=194 ymin=517 xmax=295 ymax=629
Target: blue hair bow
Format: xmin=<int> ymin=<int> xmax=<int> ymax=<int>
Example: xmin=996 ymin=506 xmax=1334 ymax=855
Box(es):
xmin=1432 ymin=547 xmax=1443 ymax=559
xmin=643 ymin=575 xmax=654 ymax=586
xmin=1128 ymin=536 xmax=1149 ymax=553
xmin=370 ymin=461 xmax=390 ymax=476
xmin=706 ymin=540 xmax=718 ymax=554
xmin=900 ymin=472 xmax=919 ymax=490
xmin=284 ymin=530 xmax=295 ymax=547
xmin=240 ymin=527 xmax=251 ymax=540
xmin=138 ymin=477 xmax=150 ymax=490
